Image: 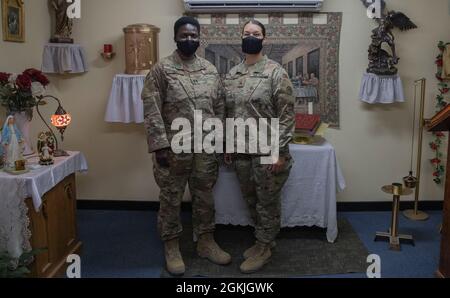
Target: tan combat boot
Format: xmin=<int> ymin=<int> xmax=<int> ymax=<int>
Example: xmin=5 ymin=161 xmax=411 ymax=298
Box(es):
xmin=243 ymin=241 xmax=276 ymax=259
xmin=197 ymin=233 xmax=232 ymax=265
xmin=240 ymin=241 xmax=272 ymax=274
xmin=164 ymin=238 xmax=185 ymax=276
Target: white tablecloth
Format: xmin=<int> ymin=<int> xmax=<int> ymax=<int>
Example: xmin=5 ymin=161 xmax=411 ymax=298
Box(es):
xmin=104 ymin=74 xmax=146 ymax=124
xmin=296 ymin=86 xmax=318 ymax=100
xmin=0 ymin=151 xmax=88 ymax=258
xmin=359 ymin=72 xmax=405 ymax=104
xmin=41 ymin=43 xmax=88 ymax=74
xmin=213 ymin=142 xmax=345 ymax=243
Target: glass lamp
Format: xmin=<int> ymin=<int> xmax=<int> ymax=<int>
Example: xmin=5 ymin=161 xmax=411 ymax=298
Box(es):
xmin=36 ymin=95 xmax=71 ymax=157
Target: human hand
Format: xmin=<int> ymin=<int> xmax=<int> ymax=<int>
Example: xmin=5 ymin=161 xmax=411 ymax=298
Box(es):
xmin=224 ymin=153 xmax=233 ymax=165
xmin=267 ymin=156 xmax=286 ymax=174
xmin=155 ymin=148 xmax=170 ymax=168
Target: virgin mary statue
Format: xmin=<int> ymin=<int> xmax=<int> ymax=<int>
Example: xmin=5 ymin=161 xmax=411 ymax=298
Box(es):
xmin=1 ymin=116 xmax=25 ymax=170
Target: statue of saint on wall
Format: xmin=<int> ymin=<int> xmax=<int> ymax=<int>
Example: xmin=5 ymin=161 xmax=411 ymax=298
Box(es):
xmin=361 ymin=0 xmax=417 ymax=75
xmin=49 ymin=0 xmax=73 ymax=43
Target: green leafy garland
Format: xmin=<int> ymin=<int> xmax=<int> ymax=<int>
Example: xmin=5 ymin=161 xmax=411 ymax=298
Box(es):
xmin=429 ymin=41 xmax=449 ymax=184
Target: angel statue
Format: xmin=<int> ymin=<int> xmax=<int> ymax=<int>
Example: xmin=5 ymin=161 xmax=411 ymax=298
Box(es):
xmin=361 ymin=0 xmax=417 ymax=75
xmin=49 ymin=0 xmax=73 ymax=43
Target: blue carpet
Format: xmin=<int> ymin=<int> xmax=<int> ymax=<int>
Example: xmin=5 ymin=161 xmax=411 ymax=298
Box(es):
xmin=77 ymin=210 xmax=442 ymax=278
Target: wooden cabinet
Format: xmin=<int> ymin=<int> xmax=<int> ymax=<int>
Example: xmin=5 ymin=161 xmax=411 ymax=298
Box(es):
xmin=25 ymin=173 xmax=82 ymax=278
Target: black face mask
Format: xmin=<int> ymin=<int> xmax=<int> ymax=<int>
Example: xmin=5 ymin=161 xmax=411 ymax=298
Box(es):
xmin=242 ymin=36 xmax=263 ymax=54
xmin=176 ymin=40 xmax=199 ymax=56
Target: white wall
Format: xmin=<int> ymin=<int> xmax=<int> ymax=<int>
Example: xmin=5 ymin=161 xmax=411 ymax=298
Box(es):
xmin=0 ymin=0 xmax=449 ymax=202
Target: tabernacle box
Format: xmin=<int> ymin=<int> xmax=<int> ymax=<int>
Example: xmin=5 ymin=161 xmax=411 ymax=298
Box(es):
xmin=123 ymin=24 xmax=160 ymax=75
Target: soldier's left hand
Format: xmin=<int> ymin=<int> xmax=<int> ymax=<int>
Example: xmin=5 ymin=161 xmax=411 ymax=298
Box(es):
xmin=224 ymin=153 xmax=233 ymax=165
xmin=268 ymin=157 xmax=286 ymax=174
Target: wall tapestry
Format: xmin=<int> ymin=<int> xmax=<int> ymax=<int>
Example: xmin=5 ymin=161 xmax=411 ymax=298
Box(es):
xmin=191 ymin=13 xmax=342 ymax=128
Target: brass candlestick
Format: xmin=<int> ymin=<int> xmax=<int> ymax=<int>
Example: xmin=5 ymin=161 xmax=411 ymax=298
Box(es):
xmin=403 ymin=78 xmax=429 ymax=221
xmin=375 ymin=184 xmax=415 ymax=251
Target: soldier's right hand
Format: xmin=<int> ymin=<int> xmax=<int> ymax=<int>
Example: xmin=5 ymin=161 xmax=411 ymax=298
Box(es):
xmin=155 ymin=148 xmax=170 ymax=168
xmin=224 ymin=153 xmax=233 ymax=165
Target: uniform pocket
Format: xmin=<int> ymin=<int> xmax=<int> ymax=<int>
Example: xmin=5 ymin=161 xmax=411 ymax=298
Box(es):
xmin=165 ymin=70 xmax=190 ymax=102
xmin=168 ymin=151 xmax=193 ymax=176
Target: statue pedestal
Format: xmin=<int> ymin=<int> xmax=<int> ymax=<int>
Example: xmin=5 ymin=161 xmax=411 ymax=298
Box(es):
xmin=49 ymin=37 xmax=74 ymax=44
xmin=41 ymin=43 xmax=88 ymax=74
xmin=105 ymin=74 xmax=146 ymax=124
xmin=359 ymin=72 xmax=405 ymax=104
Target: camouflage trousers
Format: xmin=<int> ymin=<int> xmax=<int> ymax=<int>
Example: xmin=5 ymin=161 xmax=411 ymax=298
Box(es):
xmin=234 ymin=152 xmax=293 ymax=244
xmin=153 ymin=152 xmax=218 ymax=241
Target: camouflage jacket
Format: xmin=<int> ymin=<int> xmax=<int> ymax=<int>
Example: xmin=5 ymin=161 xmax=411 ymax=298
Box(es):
xmin=224 ymin=55 xmax=295 ymax=155
xmin=141 ymin=51 xmax=224 ymax=153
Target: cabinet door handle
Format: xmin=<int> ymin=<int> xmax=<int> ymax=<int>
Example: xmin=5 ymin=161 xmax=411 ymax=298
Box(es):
xmin=64 ymin=185 xmax=74 ymax=200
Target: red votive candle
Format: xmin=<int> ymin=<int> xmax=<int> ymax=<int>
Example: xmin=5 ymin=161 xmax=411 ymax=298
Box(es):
xmin=104 ymin=44 xmax=113 ymax=53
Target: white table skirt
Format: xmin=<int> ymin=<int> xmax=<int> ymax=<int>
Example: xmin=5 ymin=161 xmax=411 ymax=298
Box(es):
xmin=213 ymin=142 xmax=345 ymax=243
xmin=41 ymin=43 xmax=88 ymax=74
xmin=0 ymin=151 xmax=88 ymax=258
xmin=359 ymin=72 xmax=405 ymax=104
xmin=296 ymin=86 xmax=318 ymax=99
xmin=104 ymin=74 xmax=146 ymax=124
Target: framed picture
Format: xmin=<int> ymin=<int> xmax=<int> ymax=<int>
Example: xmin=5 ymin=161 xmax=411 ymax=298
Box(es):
xmin=2 ymin=0 xmax=24 ymax=42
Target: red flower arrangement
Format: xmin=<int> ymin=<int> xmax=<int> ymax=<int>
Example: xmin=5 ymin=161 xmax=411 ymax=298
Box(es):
xmin=23 ymin=68 xmax=50 ymax=86
xmin=0 ymin=72 xmax=11 ymax=84
xmin=435 ymin=132 xmax=445 ymax=138
xmin=431 ymin=158 xmax=441 ymax=165
xmin=0 ymin=68 xmax=50 ymax=113
xmin=430 ymin=41 xmax=450 ymax=184
xmin=15 ymin=74 xmax=32 ymax=91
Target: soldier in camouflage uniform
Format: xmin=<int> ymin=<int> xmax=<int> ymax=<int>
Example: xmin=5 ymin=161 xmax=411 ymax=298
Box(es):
xmin=142 ymin=17 xmax=231 ymax=276
xmin=224 ymin=20 xmax=295 ymax=274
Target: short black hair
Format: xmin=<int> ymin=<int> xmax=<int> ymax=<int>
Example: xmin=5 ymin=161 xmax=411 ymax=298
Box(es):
xmin=242 ymin=20 xmax=266 ymax=37
xmin=174 ymin=16 xmax=200 ymax=38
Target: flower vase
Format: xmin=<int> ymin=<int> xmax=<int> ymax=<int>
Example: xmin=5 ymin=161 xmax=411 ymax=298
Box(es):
xmin=12 ymin=110 xmax=35 ymax=156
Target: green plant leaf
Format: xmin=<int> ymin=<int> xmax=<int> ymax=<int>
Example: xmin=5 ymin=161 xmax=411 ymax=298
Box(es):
xmin=18 ymin=248 xmax=47 ymax=263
